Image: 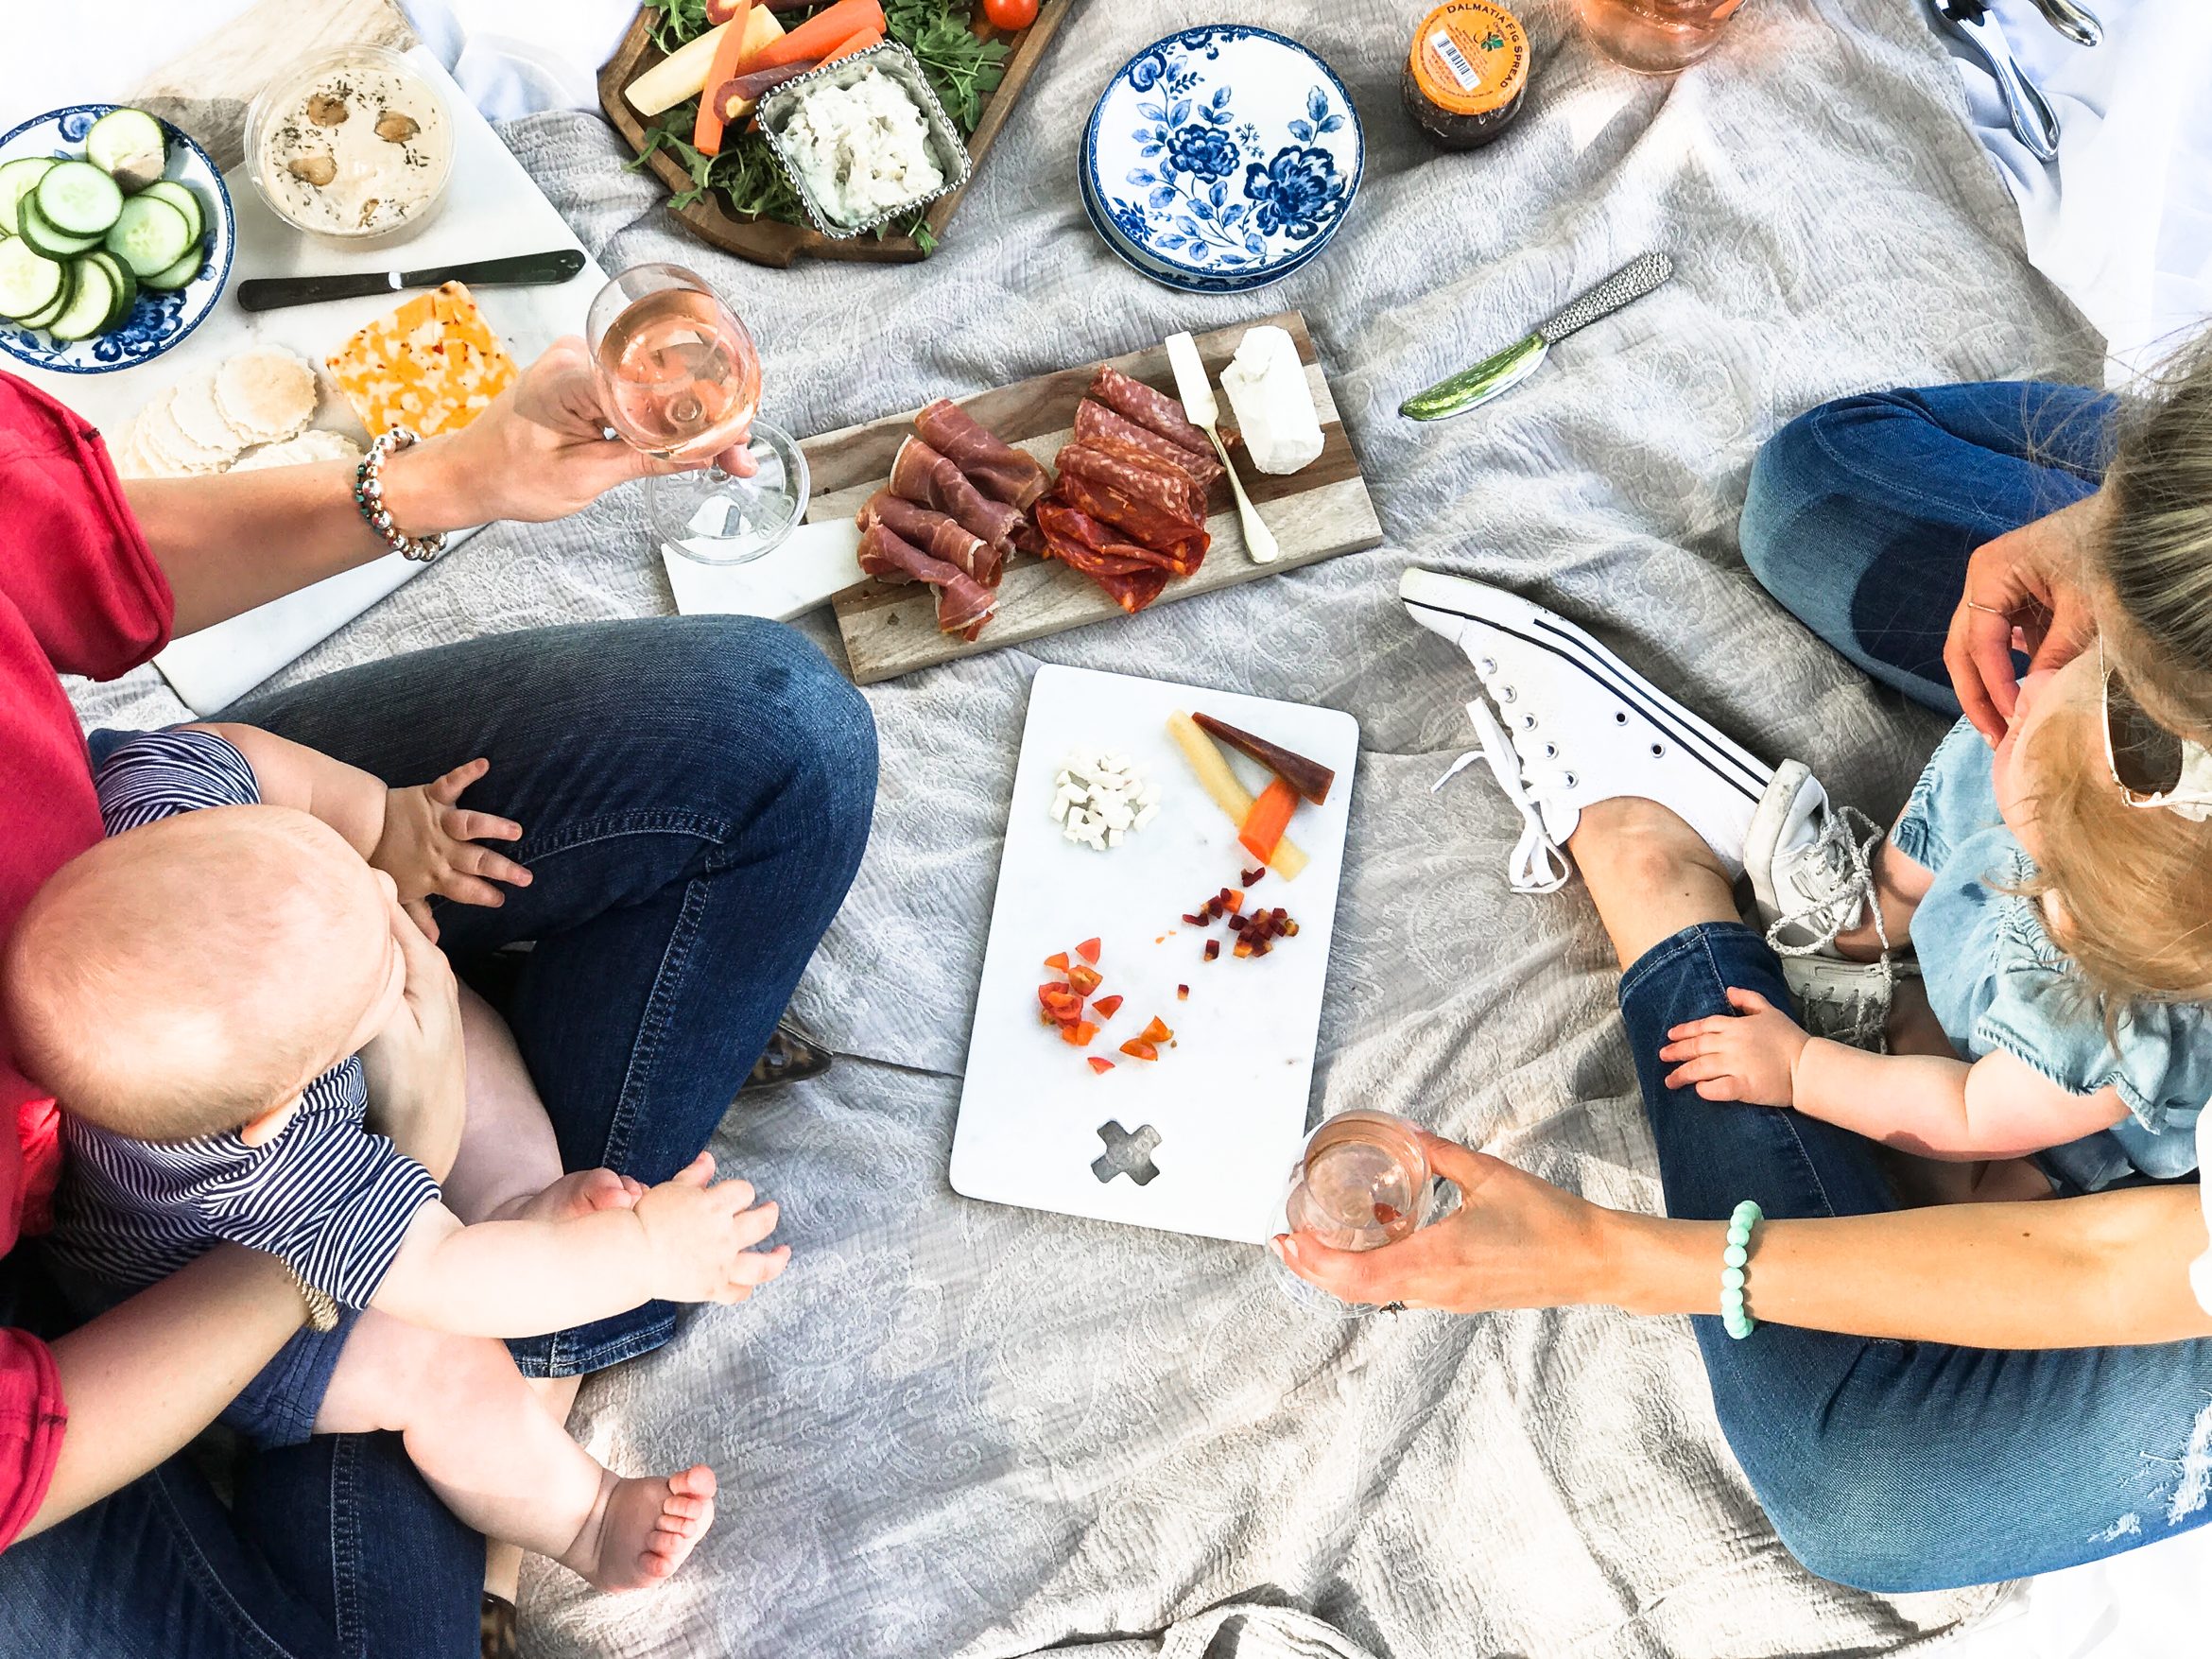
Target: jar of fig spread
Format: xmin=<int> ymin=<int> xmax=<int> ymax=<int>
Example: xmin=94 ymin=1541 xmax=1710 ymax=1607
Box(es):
xmin=1403 ymin=2 xmax=1530 ymax=150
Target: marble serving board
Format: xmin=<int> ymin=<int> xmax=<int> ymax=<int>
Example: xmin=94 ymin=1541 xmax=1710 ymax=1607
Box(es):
xmin=949 ymin=665 xmax=1359 ymax=1245
xmin=813 ymin=311 xmax=1383 ymax=685
xmin=12 ymin=29 xmax=601 ymax=715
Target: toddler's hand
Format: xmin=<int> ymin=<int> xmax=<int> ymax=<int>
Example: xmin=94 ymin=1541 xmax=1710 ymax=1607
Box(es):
xmin=372 ymin=758 xmax=531 ymax=932
xmin=632 ymin=1153 xmax=789 ymax=1305
xmin=1659 ymin=988 xmax=1807 ymax=1107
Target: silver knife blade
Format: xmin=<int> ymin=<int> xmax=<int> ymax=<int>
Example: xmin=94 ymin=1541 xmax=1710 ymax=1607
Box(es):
xmin=1399 ymin=251 xmax=1672 ymax=421
xmin=235 ymin=249 xmax=589 ymax=313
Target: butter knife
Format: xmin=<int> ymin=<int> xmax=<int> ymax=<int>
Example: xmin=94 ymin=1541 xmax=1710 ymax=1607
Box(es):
xmin=235 ymin=249 xmax=588 ymax=313
xmin=1165 ymin=330 xmax=1278 ymax=564
xmin=1399 ymin=251 xmax=1673 ymax=421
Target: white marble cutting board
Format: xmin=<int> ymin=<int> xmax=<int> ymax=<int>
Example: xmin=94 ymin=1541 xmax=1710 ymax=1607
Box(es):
xmin=949 ymin=665 xmax=1359 ymax=1246
xmin=11 ymin=46 xmax=602 ymax=714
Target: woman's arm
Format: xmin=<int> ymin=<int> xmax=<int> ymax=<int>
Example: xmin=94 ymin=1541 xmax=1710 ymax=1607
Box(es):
xmin=22 ymin=1246 xmax=303 ymax=1540
xmin=1275 ymin=1133 xmax=2212 ymax=1349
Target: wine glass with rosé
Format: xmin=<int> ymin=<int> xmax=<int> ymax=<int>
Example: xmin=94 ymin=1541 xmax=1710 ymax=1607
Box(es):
xmin=586 ymin=262 xmax=809 ymax=565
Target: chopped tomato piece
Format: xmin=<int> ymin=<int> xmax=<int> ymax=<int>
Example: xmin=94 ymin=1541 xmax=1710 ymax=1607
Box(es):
xmin=1222 ymin=890 xmax=1245 ymax=914
xmin=1092 ymin=994 xmax=1124 ymax=1019
xmin=1118 ymin=1038 xmax=1159 ymax=1062
xmin=1176 ymin=984 xmax=1189 ymax=1000
xmin=1067 ymin=963 xmax=1104 ymax=996
xmin=1076 ymin=937 xmax=1102 ymax=964
xmin=1088 ymin=1057 xmax=1115 ymax=1074
xmin=1044 ymin=951 xmax=1070 ymax=972
xmin=1062 ymin=1020 xmax=1099 ymax=1046
xmin=1139 ymin=1016 xmax=1173 ymax=1044
xmin=1038 ymin=984 xmax=1084 ymax=1022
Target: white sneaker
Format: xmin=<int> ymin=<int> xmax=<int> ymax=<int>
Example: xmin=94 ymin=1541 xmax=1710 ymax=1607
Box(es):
xmin=1743 ymin=762 xmax=1885 ymax=956
xmin=1781 ymin=954 xmax=1899 ymax=1052
xmin=1401 ymin=569 xmax=1776 ymax=892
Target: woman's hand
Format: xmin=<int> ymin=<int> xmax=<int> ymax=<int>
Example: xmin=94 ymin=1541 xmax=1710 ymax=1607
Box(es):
xmin=1272 ymin=1132 xmax=1618 ymax=1314
xmin=371 ymin=757 xmax=530 ymax=939
xmin=378 ymin=336 xmax=755 ymax=532
xmin=1659 ymin=987 xmax=1806 ymax=1105
xmin=358 ymin=899 xmax=468 ymax=1182
xmin=1943 ymin=491 xmax=2108 ymax=742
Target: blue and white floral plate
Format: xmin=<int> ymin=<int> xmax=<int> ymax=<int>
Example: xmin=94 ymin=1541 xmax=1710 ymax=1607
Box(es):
xmin=0 ymin=106 xmax=233 ymax=376
xmin=1081 ymin=25 xmax=1362 ymax=293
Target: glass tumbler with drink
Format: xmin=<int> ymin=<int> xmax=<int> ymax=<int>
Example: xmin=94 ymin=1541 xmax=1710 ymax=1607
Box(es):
xmin=1275 ymin=1110 xmax=1452 ymax=1313
xmin=1576 ymin=0 xmax=1748 ymax=74
xmin=586 ymin=261 xmax=809 ymax=565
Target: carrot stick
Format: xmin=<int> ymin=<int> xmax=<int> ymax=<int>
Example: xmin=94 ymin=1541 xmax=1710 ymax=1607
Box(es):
xmin=817 ymin=25 xmax=884 ymax=66
xmin=749 ymin=0 xmax=885 ymax=70
xmin=691 ymin=1 xmax=757 ymax=153
xmin=1238 ymin=778 xmax=1300 ymax=863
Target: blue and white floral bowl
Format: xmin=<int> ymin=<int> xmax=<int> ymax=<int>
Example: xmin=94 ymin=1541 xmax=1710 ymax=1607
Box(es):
xmin=1081 ymin=25 xmax=1362 ymax=294
xmin=0 ymin=106 xmax=233 ymax=376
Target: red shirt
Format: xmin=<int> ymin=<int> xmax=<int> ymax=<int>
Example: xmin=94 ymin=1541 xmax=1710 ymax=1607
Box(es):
xmin=0 ymin=371 xmax=172 ymax=1549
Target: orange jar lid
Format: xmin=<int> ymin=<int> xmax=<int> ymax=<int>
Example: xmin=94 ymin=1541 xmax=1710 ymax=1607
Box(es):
xmin=1408 ymin=1 xmax=1529 ymax=119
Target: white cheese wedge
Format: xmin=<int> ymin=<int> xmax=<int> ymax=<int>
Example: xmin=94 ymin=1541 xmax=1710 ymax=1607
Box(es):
xmin=1219 ymin=324 xmax=1323 ymax=475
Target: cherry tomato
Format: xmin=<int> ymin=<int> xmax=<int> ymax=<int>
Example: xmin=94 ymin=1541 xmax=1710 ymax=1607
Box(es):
xmin=982 ymin=0 xmax=1040 ymax=30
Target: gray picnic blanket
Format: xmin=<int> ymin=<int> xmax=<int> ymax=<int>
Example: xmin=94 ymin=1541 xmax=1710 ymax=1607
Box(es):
xmin=70 ymin=1 xmax=2100 ymax=1653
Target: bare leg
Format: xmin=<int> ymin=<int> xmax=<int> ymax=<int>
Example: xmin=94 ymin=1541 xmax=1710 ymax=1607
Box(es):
xmin=1566 ymin=797 xmax=1741 ymax=970
xmin=314 ymin=1311 xmax=717 ymax=1592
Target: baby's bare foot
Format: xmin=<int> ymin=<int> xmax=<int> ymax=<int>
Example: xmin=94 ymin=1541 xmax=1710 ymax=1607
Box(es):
xmin=563 ymin=1464 xmax=717 ymax=1592
xmin=490 ymin=1168 xmax=644 ymax=1225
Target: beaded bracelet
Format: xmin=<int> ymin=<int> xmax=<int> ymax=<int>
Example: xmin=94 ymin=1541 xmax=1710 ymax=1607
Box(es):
xmin=1720 ymin=1199 xmax=1761 ymax=1339
xmin=354 ymin=427 xmax=448 ymax=563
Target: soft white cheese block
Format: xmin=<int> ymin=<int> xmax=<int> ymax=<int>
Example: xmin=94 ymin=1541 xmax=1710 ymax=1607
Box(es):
xmin=1219 ymin=325 xmax=1323 ymax=475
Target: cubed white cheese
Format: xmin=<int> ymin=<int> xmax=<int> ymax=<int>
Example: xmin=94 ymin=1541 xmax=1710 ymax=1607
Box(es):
xmin=1219 ymin=324 xmax=1323 ymax=475
xmin=1133 ymin=803 xmax=1160 ymax=830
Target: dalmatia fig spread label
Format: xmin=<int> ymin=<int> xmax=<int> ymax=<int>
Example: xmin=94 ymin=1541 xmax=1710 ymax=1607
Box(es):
xmin=1403 ymin=1 xmax=1530 ymax=151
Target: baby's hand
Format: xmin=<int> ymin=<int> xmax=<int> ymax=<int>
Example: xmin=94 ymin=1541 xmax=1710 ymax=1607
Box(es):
xmin=1660 ymin=988 xmax=1807 ymax=1107
xmin=632 ymin=1153 xmax=789 ymax=1305
xmin=372 ymin=758 xmax=531 ymax=932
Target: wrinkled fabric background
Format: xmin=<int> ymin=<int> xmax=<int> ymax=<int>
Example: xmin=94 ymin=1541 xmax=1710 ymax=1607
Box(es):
xmin=72 ymin=1 xmax=2100 ymax=1653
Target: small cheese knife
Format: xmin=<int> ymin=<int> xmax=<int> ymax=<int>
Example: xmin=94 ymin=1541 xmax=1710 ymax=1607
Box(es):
xmin=1166 ymin=330 xmax=1278 ymax=564
xmin=235 ymin=248 xmax=589 ymax=313
xmin=1399 ymin=251 xmax=1673 ymax=421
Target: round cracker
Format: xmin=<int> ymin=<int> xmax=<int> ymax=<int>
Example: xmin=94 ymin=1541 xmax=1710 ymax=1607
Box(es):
xmin=136 ymin=387 xmax=233 ymax=475
xmin=214 ymin=348 xmax=320 ymax=446
xmin=168 ymin=372 xmax=248 ymax=462
xmin=232 ymin=428 xmax=364 ymax=471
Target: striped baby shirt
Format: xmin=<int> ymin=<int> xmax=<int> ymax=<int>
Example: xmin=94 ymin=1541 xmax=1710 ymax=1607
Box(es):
xmin=43 ymin=728 xmax=440 ymax=1311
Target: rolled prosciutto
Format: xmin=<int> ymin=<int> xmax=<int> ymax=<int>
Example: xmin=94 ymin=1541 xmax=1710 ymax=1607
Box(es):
xmin=1089 ymin=364 xmax=1218 ymax=459
xmin=857 ymin=522 xmax=998 ymax=637
xmin=889 ymin=437 xmax=1027 ymax=556
xmin=913 ymin=399 xmax=1050 ymax=510
xmin=1056 ymin=438 xmax=1207 ymax=526
xmin=1073 ymin=397 xmax=1222 ymax=491
xmin=1051 ymin=471 xmax=1208 ymax=578
xmin=858 ymin=490 xmax=1001 ymax=587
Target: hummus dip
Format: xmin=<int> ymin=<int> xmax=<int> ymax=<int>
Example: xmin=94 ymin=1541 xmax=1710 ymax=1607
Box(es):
xmin=253 ymin=51 xmax=451 ymax=238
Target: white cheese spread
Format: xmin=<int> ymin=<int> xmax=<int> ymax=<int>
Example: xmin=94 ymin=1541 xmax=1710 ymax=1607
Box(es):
xmin=254 ymin=54 xmax=451 ymax=239
xmin=779 ymin=68 xmax=945 ymax=229
xmin=1219 ymin=325 xmax=1324 ymax=475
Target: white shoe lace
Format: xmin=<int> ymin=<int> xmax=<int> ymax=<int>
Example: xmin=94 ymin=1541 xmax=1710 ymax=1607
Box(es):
xmin=1766 ymin=802 xmax=1897 ymax=1050
xmin=1435 ymin=694 xmax=1577 ymax=893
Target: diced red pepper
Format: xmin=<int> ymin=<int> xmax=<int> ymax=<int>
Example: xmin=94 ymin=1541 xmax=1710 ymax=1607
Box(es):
xmin=1176 ymin=984 xmax=1189 ymax=1000
xmin=1241 ymin=866 xmax=1266 ymax=887
xmin=1044 ymin=951 xmax=1070 ymax=972
xmin=1118 ymin=1039 xmax=1159 ymax=1062
xmin=1139 ymin=1016 xmax=1173 ymax=1044
xmin=1088 ymin=1057 xmax=1115 ymax=1074
xmin=1204 ymin=940 xmax=1220 ymax=960
xmin=1207 ymin=895 xmax=1225 ymax=918
xmin=1093 ymin=994 xmax=1124 ymax=1019
xmin=1076 ymin=937 xmax=1101 ymax=964
xmin=1067 ymin=963 xmax=1103 ymax=996
xmin=1062 ymin=1020 xmax=1099 ymax=1046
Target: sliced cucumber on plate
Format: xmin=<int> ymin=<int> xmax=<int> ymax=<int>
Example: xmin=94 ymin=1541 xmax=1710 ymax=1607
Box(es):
xmin=36 ymin=160 xmax=124 ymax=237
xmin=45 ymin=255 xmax=118 ymax=342
xmin=83 ymin=108 xmax=166 ymax=194
xmin=0 ymin=236 xmax=64 ymax=320
xmin=140 ymin=181 xmax=203 ymax=244
xmin=106 ymin=195 xmax=193 ymax=279
xmin=19 ymin=196 xmax=102 ymax=258
xmin=0 ymin=159 xmax=55 ymax=237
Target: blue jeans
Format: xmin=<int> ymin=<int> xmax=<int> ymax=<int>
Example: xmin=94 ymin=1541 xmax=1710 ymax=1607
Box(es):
xmin=0 ymin=615 xmax=876 ymax=1656
xmin=1631 ymin=384 xmax=2212 ymax=1592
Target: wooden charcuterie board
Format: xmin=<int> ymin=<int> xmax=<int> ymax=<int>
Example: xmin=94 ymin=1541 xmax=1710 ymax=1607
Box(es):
xmin=809 ymin=311 xmax=1382 ymax=684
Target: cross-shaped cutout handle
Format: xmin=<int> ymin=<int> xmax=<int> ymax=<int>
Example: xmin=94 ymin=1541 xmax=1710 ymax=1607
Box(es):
xmin=1091 ymin=1120 xmax=1163 ymax=1185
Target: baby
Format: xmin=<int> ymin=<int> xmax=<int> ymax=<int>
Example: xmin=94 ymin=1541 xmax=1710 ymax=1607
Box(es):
xmin=1674 ymin=648 xmax=2211 ymax=1197
xmin=4 ymin=725 xmax=787 ymax=1591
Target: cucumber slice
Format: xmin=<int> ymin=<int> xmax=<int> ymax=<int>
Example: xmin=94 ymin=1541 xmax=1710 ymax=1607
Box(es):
xmin=84 ymin=108 xmax=167 ymax=195
xmin=0 ymin=236 xmax=64 ymax=320
xmin=141 ymin=247 xmax=202 ymax=291
xmin=0 ymin=159 xmax=55 ymax=233
xmin=18 ymin=196 xmax=102 ymax=258
xmin=87 ymin=250 xmax=137 ymax=328
xmin=46 ymin=257 xmax=116 ymax=342
xmin=36 ymin=161 xmax=124 ymax=236
xmin=139 ymin=181 xmax=203 ymax=245
xmin=103 ymin=195 xmax=190 ymax=279
xmin=21 ymin=273 xmax=74 ymax=333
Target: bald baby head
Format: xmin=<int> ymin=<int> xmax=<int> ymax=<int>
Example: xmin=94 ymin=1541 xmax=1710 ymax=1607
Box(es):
xmin=4 ymin=805 xmax=401 ymax=1142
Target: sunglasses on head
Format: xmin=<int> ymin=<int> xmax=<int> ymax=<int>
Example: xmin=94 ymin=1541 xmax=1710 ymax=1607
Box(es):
xmin=2100 ymin=638 xmax=2212 ymax=815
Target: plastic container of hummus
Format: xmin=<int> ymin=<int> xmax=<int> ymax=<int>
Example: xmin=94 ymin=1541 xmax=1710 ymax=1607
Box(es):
xmin=245 ymin=45 xmax=454 ymax=247
xmin=1403 ymin=2 xmax=1530 ymax=151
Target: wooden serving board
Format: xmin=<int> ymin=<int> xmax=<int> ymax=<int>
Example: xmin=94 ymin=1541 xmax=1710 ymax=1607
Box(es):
xmin=810 ymin=310 xmax=1382 ymax=684
xmin=596 ymin=1 xmax=1076 ymax=268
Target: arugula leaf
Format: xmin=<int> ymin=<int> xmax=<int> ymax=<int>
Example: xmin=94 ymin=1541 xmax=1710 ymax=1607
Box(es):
xmin=641 ymin=0 xmax=712 ymax=53
xmin=885 ymin=0 xmax=1010 ymax=130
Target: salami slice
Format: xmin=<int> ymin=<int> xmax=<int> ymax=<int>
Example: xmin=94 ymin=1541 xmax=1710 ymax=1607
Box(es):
xmin=913 ymin=399 xmax=1050 ymax=510
xmin=1039 ymin=516 xmax=1172 ymax=613
xmin=1051 ymin=471 xmax=1208 ymax=577
xmin=1089 ymin=364 xmax=1218 ymax=458
xmin=889 ymin=436 xmax=1027 ymax=555
xmin=1073 ymin=398 xmax=1222 ymax=491
xmin=858 ymin=522 xmax=998 ymax=636
xmin=1057 ymin=438 xmax=1207 ymax=525
xmin=858 ymin=490 xmax=1001 ymax=586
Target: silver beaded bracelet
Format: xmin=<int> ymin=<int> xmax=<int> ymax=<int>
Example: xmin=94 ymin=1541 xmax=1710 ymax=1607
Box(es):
xmin=354 ymin=427 xmax=449 ymax=563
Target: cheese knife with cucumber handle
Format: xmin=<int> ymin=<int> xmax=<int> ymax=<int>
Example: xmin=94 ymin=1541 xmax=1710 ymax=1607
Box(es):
xmin=1399 ymin=251 xmax=1673 ymax=421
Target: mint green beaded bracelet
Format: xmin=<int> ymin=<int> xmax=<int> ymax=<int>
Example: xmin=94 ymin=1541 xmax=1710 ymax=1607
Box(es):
xmin=1720 ymin=1200 xmax=1761 ymax=1339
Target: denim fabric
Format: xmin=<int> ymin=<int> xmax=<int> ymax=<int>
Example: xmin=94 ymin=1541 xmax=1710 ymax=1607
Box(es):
xmin=0 ymin=613 xmax=875 ymax=1655
xmin=1621 ymin=922 xmax=2212 ymax=1591
xmin=1738 ymin=382 xmax=2114 ymax=714
xmin=1892 ymin=721 xmax=2209 ymax=1190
